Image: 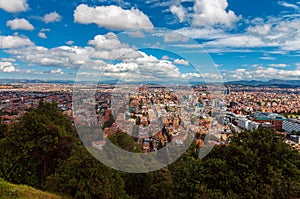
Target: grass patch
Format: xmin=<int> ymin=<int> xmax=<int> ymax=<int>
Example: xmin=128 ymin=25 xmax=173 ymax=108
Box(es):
xmin=0 ymin=178 xmax=69 ymax=199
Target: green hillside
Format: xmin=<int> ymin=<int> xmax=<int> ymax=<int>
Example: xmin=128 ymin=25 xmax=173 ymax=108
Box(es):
xmin=0 ymin=178 xmax=69 ymax=199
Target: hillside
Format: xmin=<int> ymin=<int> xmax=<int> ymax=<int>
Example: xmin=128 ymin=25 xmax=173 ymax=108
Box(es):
xmin=0 ymin=178 xmax=69 ymax=199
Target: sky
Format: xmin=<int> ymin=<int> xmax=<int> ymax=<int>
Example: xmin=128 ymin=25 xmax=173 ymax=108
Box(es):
xmin=0 ymin=0 xmax=300 ymax=82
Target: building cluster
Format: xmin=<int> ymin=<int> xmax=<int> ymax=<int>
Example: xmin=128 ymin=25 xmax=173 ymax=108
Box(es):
xmin=91 ymin=85 xmax=223 ymax=153
xmin=0 ymin=84 xmax=73 ymax=123
xmin=2 ymin=83 xmax=300 ymax=152
xmin=222 ymin=85 xmax=300 ymax=150
xmin=226 ymin=86 xmax=300 ymax=114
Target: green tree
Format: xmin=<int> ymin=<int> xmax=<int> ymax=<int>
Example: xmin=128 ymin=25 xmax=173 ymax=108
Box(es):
xmin=46 ymin=145 xmax=130 ymax=199
xmin=199 ymin=128 xmax=300 ymax=198
xmin=0 ymin=100 xmax=76 ymax=189
xmin=0 ymin=123 xmax=7 ymax=139
xmin=108 ymin=131 xmax=142 ymax=153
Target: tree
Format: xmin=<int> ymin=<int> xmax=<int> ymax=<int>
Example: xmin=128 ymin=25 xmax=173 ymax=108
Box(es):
xmin=0 ymin=100 xmax=76 ymax=189
xmin=0 ymin=123 xmax=7 ymax=139
xmin=108 ymin=130 xmax=142 ymax=153
xmin=199 ymin=128 xmax=300 ymax=198
xmin=46 ymin=145 xmax=130 ymax=199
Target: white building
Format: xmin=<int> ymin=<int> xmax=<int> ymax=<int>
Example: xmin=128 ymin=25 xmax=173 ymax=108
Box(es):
xmin=238 ymin=118 xmax=259 ymax=132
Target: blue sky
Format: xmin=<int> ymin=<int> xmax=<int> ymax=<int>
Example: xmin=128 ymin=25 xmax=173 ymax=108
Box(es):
xmin=0 ymin=0 xmax=300 ymax=82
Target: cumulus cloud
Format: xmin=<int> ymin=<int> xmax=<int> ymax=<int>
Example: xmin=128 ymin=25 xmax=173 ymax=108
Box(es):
xmin=73 ymin=4 xmax=154 ymax=30
xmin=88 ymin=32 xmax=126 ymax=50
xmin=247 ymin=24 xmax=271 ymax=35
xmin=3 ymin=33 xmax=140 ymax=69
xmin=0 ymin=61 xmax=16 ymax=72
xmin=37 ymin=28 xmax=50 ymax=39
xmin=50 ymin=68 xmax=63 ymax=74
xmin=42 ymin=12 xmax=62 ymax=23
xmin=193 ymin=16 xmax=300 ymax=52
xmin=88 ymin=32 xmax=141 ymax=60
xmin=164 ymin=32 xmax=189 ymax=42
xmin=4 ymin=33 xmax=139 ymax=69
xmin=222 ymin=66 xmax=300 ymax=81
xmin=1 ymin=58 xmax=16 ymax=62
xmin=6 ymin=18 xmax=34 ymax=30
xmin=269 ymin=63 xmax=288 ymax=68
xmin=100 ymin=51 xmax=182 ymax=81
xmin=173 ymin=58 xmax=189 ymax=66
xmin=65 ymin=40 xmax=74 ymax=45
xmin=182 ymin=72 xmax=220 ymax=81
xmin=38 ymin=32 xmax=47 ymax=39
xmin=6 ymin=44 xmax=93 ymax=68
xmin=0 ymin=0 xmax=28 ymax=13
xmin=192 ymin=0 xmax=240 ymax=27
xmin=0 ymin=35 xmax=34 ymax=48
xmin=170 ymin=4 xmax=186 ymax=22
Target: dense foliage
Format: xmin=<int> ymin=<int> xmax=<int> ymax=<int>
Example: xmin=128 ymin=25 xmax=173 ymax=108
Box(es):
xmin=1 ymin=101 xmax=300 ymax=198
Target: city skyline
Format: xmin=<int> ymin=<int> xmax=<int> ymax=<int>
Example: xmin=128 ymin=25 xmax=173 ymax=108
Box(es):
xmin=0 ymin=0 xmax=300 ymax=81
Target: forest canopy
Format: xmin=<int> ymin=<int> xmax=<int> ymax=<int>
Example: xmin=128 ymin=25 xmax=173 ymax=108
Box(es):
xmin=0 ymin=101 xmax=300 ymax=199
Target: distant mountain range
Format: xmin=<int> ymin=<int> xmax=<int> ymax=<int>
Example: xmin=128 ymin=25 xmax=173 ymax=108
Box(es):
xmin=1 ymin=78 xmax=300 ymax=87
xmin=225 ymin=79 xmax=300 ymax=87
xmin=0 ymin=79 xmax=75 ymax=84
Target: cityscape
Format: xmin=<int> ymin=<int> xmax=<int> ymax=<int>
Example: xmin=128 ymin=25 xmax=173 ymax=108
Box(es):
xmin=2 ymin=0 xmax=300 ymax=198
xmin=2 ymin=82 xmax=300 ymax=152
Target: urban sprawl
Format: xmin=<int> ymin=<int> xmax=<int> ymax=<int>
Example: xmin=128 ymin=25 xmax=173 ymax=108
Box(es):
xmin=2 ymin=83 xmax=300 ymax=152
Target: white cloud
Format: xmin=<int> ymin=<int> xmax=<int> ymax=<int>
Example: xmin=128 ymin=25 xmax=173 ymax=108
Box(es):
xmin=204 ymin=35 xmax=268 ymax=48
xmin=128 ymin=31 xmax=145 ymax=38
xmin=65 ymin=40 xmax=74 ymax=45
xmin=50 ymin=68 xmax=63 ymax=74
xmin=192 ymin=0 xmax=240 ymax=27
xmin=38 ymin=28 xmax=50 ymax=39
xmin=3 ymin=33 xmax=140 ymax=69
xmin=164 ymin=31 xmax=189 ymax=42
xmin=269 ymin=63 xmax=288 ymax=68
xmin=6 ymin=45 xmax=92 ymax=68
xmin=170 ymin=4 xmax=186 ymax=22
xmin=101 ymin=51 xmax=182 ymax=81
xmin=42 ymin=12 xmax=62 ymax=23
xmin=0 ymin=61 xmax=16 ymax=72
xmin=2 ymin=65 xmax=16 ymax=72
xmin=182 ymin=72 xmax=220 ymax=81
xmin=0 ymin=32 xmax=185 ymax=82
xmin=74 ymin=4 xmax=154 ymax=30
xmin=40 ymin=28 xmax=50 ymax=32
xmin=173 ymin=58 xmax=189 ymax=66
xmin=278 ymin=1 xmax=299 ymax=10
xmin=88 ymin=32 xmax=126 ymax=50
xmin=6 ymin=18 xmax=34 ymax=30
xmin=175 ymin=27 xmax=226 ymax=39
xmin=38 ymin=32 xmax=47 ymax=39
xmin=0 ymin=35 xmax=34 ymax=48
xmin=171 ymin=15 xmax=300 ymax=53
xmin=222 ymin=66 xmax=300 ymax=81
xmin=247 ymin=24 xmax=271 ymax=35
xmin=1 ymin=58 xmax=16 ymax=62
xmin=259 ymin=56 xmax=276 ymax=60
xmin=0 ymin=0 xmax=28 ymax=13
xmin=88 ymin=33 xmax=141 ymax=60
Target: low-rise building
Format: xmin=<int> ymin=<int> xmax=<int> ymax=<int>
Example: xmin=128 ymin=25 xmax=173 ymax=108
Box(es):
xmin=282 ymin=119 xmax=300 ymax=134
